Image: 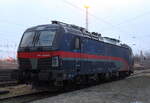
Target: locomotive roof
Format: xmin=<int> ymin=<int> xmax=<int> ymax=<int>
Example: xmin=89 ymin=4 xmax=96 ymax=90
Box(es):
xmin=25 ymin=21 xmax=131 ymax=50
xmin=26 ymin=24 xmax=59 ymax=31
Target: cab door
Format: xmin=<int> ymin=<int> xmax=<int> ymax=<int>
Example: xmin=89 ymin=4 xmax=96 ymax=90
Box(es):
xmin=74 ymin=37 xmax=82 ymax=75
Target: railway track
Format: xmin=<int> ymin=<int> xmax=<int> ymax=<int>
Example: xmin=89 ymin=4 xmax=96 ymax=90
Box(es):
xmin=0 ymin=81 xmax=18 ymax=87
xmin=0 ymin=76 xmax=134 ymax=103
xmin=0 ymin=69 xmax=17 ymax=82
xmin=0 ymin=78 xmax=113 ymax=103
xmin=0 ymin=69 xmax=18 ymax=87
xmin=0 ymin=84 xmax=53 ymax=103
xmin=0 ymin=90 xmax=52 ymax=103
xmin=0 ymin=85 xmax=81 ymax=103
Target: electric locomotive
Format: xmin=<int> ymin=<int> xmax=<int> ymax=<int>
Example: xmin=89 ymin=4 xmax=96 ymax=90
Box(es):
xmin=16 ymin=21 xmax=134 ymax=88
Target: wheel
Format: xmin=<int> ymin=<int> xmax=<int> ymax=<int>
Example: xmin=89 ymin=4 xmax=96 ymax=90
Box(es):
xmin=111 ymin=72 xmax=119 ymax=80
xmin=119 ymin=72 xmax=127 ymax=79
xmin=105 ymin=73 xmax=110 ymax=81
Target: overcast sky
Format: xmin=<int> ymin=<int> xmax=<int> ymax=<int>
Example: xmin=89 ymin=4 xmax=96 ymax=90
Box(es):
xmin=0 ymin=0 xmax=150 ymax=57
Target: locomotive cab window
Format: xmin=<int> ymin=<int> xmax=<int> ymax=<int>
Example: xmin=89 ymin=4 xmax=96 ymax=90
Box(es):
xmin=36 ymin=30 xmax=56 ymax=47
xmin=75 ymin=37 xmax=81 ymax=49
xmin=20 ymin=31 xmax=35 ymax=47
xmin=20 ymin=29 xmax=56 ymax=47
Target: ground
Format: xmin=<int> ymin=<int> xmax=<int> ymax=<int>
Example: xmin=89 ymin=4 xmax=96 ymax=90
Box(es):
xmin=30 ymin=69 xmax=150 ymax=103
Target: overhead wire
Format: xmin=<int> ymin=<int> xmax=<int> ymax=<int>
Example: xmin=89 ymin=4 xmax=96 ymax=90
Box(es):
xmin=101 ymin=11 xmax=150 ymax=32
xmin=61 ymin=0 xmax=133 ymax=35
xmin=117 ymin=11 xmax=150 ymax=26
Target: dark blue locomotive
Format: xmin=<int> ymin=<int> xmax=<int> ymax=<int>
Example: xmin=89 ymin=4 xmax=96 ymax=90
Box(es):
xmin=17 ymin=21 xmax=134 ymax=87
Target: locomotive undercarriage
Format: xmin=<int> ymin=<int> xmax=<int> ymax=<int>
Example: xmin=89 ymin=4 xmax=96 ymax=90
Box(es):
xmin=16 ymin=69 xmax=66 ymax=86
xmin=15 ymin=68 xmax=132 ymax=89
xmin=15 ymin=57 xmax=133 ymax=88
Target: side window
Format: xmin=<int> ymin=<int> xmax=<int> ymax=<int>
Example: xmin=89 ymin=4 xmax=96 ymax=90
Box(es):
xmin=75 ymin=37 xmax=81 ymax=49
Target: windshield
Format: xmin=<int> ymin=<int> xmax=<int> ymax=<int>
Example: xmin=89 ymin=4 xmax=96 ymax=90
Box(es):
xmin=20 ymin=30 xmax=56 ymax=47
xmin=20 ymin=32 xmax=35 ymax=47
xmin=36 ymin=30 xmax=56 ymax=46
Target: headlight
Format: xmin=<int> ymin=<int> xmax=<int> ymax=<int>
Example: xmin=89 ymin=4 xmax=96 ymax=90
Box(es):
xmin=52 ymin=56 xmax=59 ymax=67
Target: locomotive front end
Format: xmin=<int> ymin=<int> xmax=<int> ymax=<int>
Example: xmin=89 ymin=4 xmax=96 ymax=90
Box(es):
xmin=17 ymin=24 xmax=64 ymax=87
